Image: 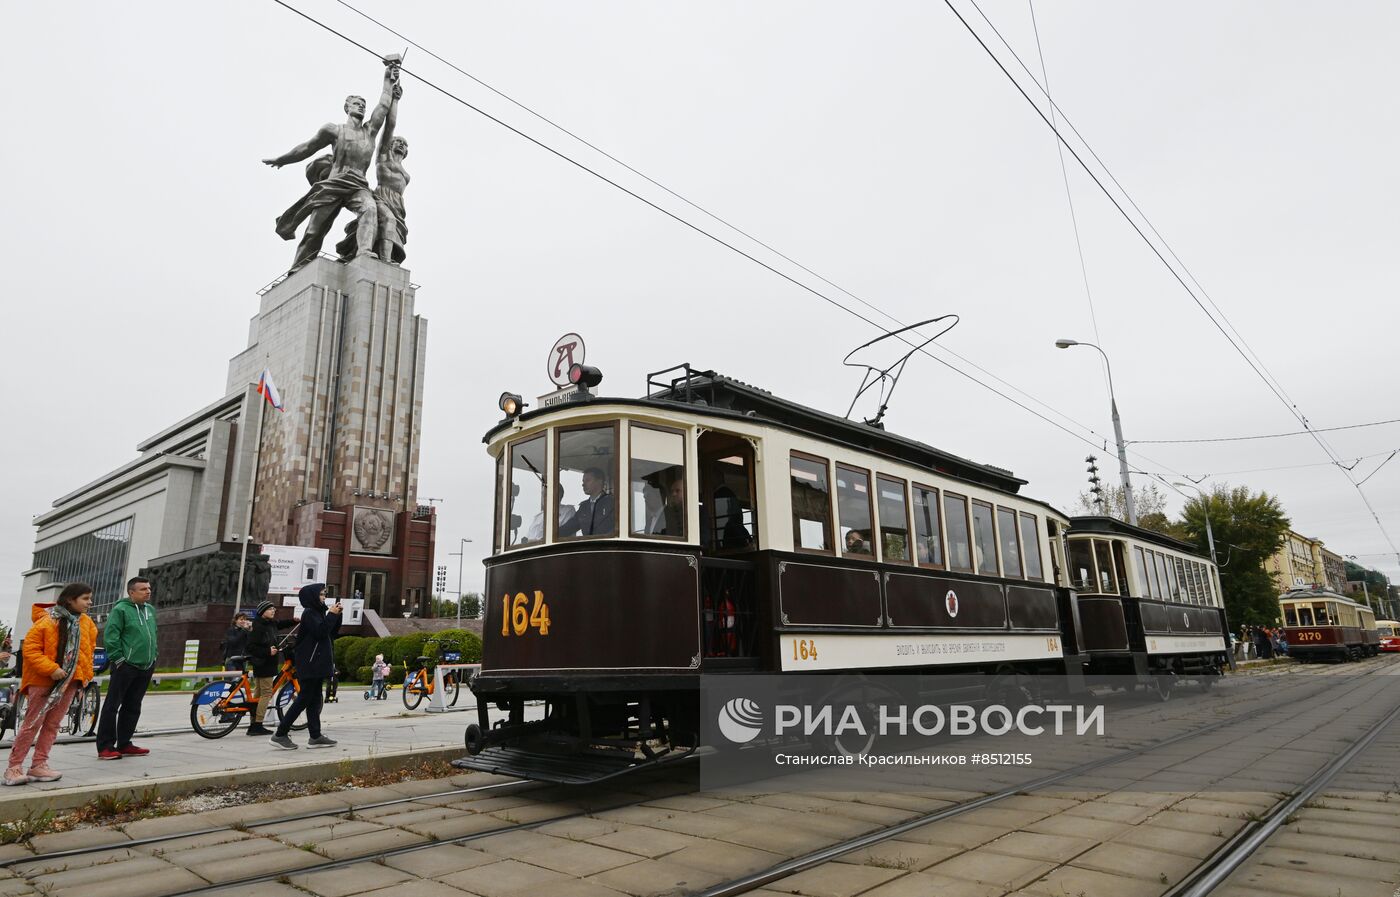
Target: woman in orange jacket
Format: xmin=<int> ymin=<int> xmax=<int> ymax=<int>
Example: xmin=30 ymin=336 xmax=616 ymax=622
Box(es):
xmin=5 ymin=582 xmax=98 ymax=786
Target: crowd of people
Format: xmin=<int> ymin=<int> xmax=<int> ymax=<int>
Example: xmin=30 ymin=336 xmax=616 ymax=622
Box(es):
xmin=1235 ymin=624 xmax=1288 ymax=660
xmin=1 ymin=579 xmax=344 ymax=786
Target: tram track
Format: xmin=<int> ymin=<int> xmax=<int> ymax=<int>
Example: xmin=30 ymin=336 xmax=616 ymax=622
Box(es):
xmin=689 ymin=662 xmax=1399 ymax=897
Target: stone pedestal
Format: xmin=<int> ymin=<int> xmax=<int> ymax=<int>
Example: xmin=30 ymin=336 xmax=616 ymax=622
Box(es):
xmin=227 ymin=256 xmax=428 ymax=544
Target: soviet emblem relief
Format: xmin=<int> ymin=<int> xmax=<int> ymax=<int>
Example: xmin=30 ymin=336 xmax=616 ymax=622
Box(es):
xmin=353 ymin=507 xmax=395 ymax=554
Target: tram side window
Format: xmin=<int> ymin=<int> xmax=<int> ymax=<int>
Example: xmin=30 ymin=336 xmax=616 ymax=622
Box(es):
xmin=912 ymin=485 xmax=944 ymax=567
xmin=943 ymin=493 xmax=973 ymax=573
xmin=1284 ymin=607 xmax=1298 ymax=626
xmin=971 ymin=500 xmax=999 ymax=576
xmin=1093 ymin=540 xmax=1116 ymax=594
xmin=1314 ymin=603 xmax=1332 ymax=625
xmin=556 ymin=424 xmax=618 ymax=539
xmin=790 ymin=453 xmax=833 ymax=552
xmin=876 ymin=475 xmax=911 ymax=564
xmin=1148 ymin=552 xmax=1165 ymax=600
xmin=1187 ymin=562 xmax=1202 ymax=604
xmin=1019 ymin=514 xmax=1043 ymax=581
xmin=508 ymin=435 xmax=547 ymax=547
xmin=997 ymin=507 xmax=1022 ymax=578
xmin=1165 ymin=556 xmax=1181 ymax=602
xmin=1067 ymin=539 xmax=1096 ymax=591
xmin=1296 ymin=606 xmax=1314 ymax=625
xmin=1133 ymin=546 xmax=1151 ymax=597
xmin=836 ymin=465 xmax=875 ymax=557
xmin=629 ymin=425 xmax=686 ymax=540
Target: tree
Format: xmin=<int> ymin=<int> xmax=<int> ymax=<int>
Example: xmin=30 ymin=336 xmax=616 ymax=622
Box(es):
xmin=1074 ymin=482 xmax=1184 ymax=539
xmin=461 ymin=592 xmax=482 ymax=619
xmin=1177 ymin=484 xmax=1289 ymax=627
xmin=429 ymin=592 xmax=482 ymax=619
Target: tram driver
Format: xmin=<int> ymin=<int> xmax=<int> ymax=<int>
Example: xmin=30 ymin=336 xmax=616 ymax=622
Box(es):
xmin=559 ymin=467 xmax=616 ymax=536
xmin=647 ymin=474 xmax=685 ymax=536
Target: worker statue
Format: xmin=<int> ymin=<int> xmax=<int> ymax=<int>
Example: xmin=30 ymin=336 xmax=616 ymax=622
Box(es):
xmin=336 ymin=71 xmax=410 ymax=265
xmin=263 ymin=59 xmax=401 ymax=274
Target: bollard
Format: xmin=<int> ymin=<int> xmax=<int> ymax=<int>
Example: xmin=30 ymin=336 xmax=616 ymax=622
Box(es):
xmin=426 ymin=664 xmax=448 ymax=712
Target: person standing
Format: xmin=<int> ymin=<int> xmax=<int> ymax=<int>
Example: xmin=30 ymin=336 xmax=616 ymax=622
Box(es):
xmin=95 ymin=577 xmax=157 ymax=760
xmin=271 ymin=584 xmax=341 ymax=749
xmin=5 ymin=583 xmax=98 ymax=785
xmin=245 ymin=601 xmax=283 ymax=737
xmin=370 ymin=653 xmax=389 ymax=699
xmin=222 ymin=613 xmax=251 ymax=671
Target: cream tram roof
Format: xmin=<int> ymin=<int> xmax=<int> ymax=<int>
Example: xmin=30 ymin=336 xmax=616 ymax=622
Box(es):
xmin=485 ymin=368 xmax=1049 ymax=501
xmin=1279 ymin=587 xmax=1371 ymax=610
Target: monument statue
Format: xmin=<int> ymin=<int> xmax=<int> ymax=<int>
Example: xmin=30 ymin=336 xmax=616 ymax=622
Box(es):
xmin=337 ymin=80 xmax=410 ymax=265
xmin=264 ymin=60 xmax=400 ymax=274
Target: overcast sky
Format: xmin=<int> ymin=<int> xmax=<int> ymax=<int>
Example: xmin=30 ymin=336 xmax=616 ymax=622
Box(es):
xmin=3 ymin=1 xmax=1397 ymax=625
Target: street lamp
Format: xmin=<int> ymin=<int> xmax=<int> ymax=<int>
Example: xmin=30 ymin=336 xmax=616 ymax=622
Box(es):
xmin=1171 ymin=482 xmax=1218 ymax=566
xmin=452 ymin=538 xmax=473 ymax=626
xmin=1056 ymin=338 xmax=1137 ymax=526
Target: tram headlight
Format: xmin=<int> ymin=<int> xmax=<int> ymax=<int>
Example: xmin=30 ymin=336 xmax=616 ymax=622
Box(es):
xmin=568 ymin=364 xmax=603 ymax=389
xmin=498 ymin=392 xmax=526 ymax=418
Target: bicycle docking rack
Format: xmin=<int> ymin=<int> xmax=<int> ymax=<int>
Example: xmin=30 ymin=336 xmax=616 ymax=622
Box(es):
xmin=426 ymin=663 xmax=480 ymax=713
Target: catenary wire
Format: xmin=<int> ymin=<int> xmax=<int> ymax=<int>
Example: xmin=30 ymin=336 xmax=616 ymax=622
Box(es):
xmin=945 ymin=0 xmax=1400 ymax=563
xmin=1132 ymin=417 xmax=1400 ymax=445
xmin=268 ymin=0 xmax=1194 ymax=475
xmin=327 ymin=0 xmax=1147 ymax=464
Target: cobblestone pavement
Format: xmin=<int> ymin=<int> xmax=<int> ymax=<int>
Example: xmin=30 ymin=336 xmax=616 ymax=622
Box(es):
xmin=0 ymin=660 xmax=1395 ymax=897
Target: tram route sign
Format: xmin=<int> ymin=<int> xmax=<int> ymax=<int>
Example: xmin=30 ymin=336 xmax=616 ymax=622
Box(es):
xmin=547 ymin=333 xmax=585 ymax=387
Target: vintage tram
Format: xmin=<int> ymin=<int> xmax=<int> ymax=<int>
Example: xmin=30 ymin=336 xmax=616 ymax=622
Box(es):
xmin=1065 ymin=517 xmax=1229 ymax=690
xmin=459 ymin=365 xmax=1222 ymax=781
xmin=1378 ymin=619 xmax=1399 ymax=653
xmin=1279 ymin=588 xmax=1379 ymax=661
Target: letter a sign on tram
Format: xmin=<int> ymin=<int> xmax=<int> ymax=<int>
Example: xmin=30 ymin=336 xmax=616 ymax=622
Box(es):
xmin=548 ymin=333 xmax=585 ymax=388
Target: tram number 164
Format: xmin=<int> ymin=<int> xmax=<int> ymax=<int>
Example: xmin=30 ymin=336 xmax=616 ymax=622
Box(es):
xmin=500 ymin=591 xmax=552 ymax=637
xmin=791 ymin=639 xmax=819 ymax=661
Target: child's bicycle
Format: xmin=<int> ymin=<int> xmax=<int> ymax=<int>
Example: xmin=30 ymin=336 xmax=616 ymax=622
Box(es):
xmin=401 ymin=656 xmax=460 ymax=710
xmin=362 ymin=680 xmax=389 ymax=700
xmin=189 ymin=656 xmax=308 ymax=738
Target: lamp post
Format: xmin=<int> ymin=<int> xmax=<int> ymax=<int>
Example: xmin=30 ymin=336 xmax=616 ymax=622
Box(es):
xmin=454 ymin=538 xmax=472 ymax=626
xmin=1056 ymin=339 xmax=1137 ymax=526
xmin=1171 ymin=482 xmax=1218 ymax=566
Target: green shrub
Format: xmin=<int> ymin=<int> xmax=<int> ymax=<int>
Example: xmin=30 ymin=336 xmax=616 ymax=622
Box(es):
xmin=425 ymin=629 xmax=482 ymax=664
xmin=345 ymin=636 xmax=378 ymax=673
xmin=334 ymin=636 xmax=367 ymax=674
xmin=390 ymin=632 xmax=429 ymax=665
xmin=354 ymin=665 xmax=371 ymax=684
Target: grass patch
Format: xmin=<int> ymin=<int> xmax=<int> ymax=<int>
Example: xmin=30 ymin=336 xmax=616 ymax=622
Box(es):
xmin=0 ymin=809 xmax=58 ymax=844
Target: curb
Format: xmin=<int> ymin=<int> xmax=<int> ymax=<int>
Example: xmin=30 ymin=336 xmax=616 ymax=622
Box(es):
xmin=0 ymin=744 xmax=464 ymax=822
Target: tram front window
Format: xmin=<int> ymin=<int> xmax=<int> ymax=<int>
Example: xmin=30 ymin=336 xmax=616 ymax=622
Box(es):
xmin=508 ymin=435 xmax=547 ymax=547
xmin=877 ymin=476 xmax=910 ymax=563
xmin=630 ymin=425 xmax=686 ymax=539
xmin=1067 ymin=539 xmax=1095 ymax=591
xmin=1296 ymin=607 xmax=1314 ymax=626
xmin=556 ymin=425 xmax=618 ymax=539
xmin=971 ymin=500 xmax=998 ymax=576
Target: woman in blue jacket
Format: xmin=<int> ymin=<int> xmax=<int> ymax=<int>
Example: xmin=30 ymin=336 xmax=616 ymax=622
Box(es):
xmin=271 ymin=583 xmax=341 ymax=749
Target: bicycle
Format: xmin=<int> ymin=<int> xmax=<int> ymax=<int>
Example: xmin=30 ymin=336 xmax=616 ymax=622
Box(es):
xmin=401 ymin=656 xmax=460 ymax=710
xmin=65 ymin=681 xmax=101 ymax=737
xmin=189 ymin=656 xmax=309 ymax=739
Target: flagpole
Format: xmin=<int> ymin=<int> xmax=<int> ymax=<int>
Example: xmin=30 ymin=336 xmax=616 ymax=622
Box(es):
xmin=233 ymin=389 xmax=268 ymax=615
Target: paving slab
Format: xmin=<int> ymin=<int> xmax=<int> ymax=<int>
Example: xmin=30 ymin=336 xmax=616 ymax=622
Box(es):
xmin=663 ymin=840 xmax=786 ymax=876
xmin=586 ymin=822 xmax=702 ymax=858
xmin=775 ymin=861 xmax=906 ymax=897
xmin=356 ymin=881 xmax=479 ymax=897
xmin=833 ymin=838 xmax=961 ymax=872
xmin=382 ymin=843 xmax=497 ymax=878
xmin=861 ymin=870 xmax=1007 ymax=897
xmin=314 ymin=826 xmax=429 ymax=860
xmin=1071 ymin=841 xmax=1201 ymax=884
xmin=925 ymin=850 xmax=1056 ymax=891
xmin=286 ymin=861 xmax=416 ymax=896
xmin=1018 ymin=863 xmax=1170 ymax=897
xmin=586 ymin=858 xmax=728 ymax=897
xmin=437 ymin=858 xmax=570 ymax=897
xmin=982 ymin=830 xmax=1096 ymax=864
xmin=1113 ymin=823 xmax=1229 ymax=859
xmin=1222 ymin=863 xmax=1389 ymax=897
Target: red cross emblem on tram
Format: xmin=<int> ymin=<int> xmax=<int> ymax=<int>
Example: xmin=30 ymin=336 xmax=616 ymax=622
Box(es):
xmin=945 ymin=589 xmax=959 ymax=619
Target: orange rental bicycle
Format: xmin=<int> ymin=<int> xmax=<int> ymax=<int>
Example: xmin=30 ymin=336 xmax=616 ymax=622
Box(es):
xmin=401 ymin=655 xmax=461 ymax=710
xmin=189 ymin=656 xmax=309 ymax=738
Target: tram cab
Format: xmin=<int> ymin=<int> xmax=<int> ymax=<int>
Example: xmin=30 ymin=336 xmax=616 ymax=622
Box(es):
xmin=461 ymin=365 xmax=1086 ymax=782
xmin=1377 ymin=620 xmax=1399 ymax=653
xmin=1280 ymin=589 xmax=1379 ymax=661
xmin=1064 ymin=517 xmax=1228 ymax=685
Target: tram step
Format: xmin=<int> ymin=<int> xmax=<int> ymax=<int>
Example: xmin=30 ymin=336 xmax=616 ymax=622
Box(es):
xmin=452 ymin=744 xmax=661 ymax=785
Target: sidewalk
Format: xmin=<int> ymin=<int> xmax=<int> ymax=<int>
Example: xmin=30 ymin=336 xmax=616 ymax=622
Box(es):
xmin=0 ymin=689 xmax=487 ymax=820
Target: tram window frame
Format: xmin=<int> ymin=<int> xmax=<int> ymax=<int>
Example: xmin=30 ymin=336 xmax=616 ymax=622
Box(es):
xmin=996 ymin=507 xmax=1023 ymax=579
xmin=493 ymin=452 xmax=504 ymax=555
xmin=970 ymin=499 xmax=1000 ymax=577
xmin=943 ymin=492 xmax=974 ymax=573
xmin=553 ymin=421 xmax=620 ymax=543
xmin=1133 ymin=546 xmax=1151 ymax=597
xmin=1284 ymin=606 xmax=1298 ymax=626
xmin=875 ymin=474 xmax=912 ymax=566
xmin=506 ymin=433 xmax=549 ymax=550
xmin=1147 ymin=551 xmax=1164 ymax=600
xmin=1093 ymin=539 xmax=1117 ymax=594
xmin=1192 ymin=563 xmax=1207 ymax=605
xmin=1067 ymin=538 xmax=1097 ymax=592
xmin=790 ymin=451 xmax=835 ymax=555
xmin=628 ymin=423 xmax=688 ymax=542
xmin=835 ymin=463 xmax=876 ymax=559
xmin=1166 ymin=556 xmax=1182 ymax=602
xmin=912 ymin=483 xmax=945 ymax=569
xmin=1019 ymin=513 xmax=1044 ymax=581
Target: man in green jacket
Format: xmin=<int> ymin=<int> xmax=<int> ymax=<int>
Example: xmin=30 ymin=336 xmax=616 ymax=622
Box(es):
xmin=95 ymin=577 xmax=158 ymax=760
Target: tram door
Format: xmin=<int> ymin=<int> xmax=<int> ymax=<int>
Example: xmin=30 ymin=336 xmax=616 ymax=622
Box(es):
xmin=697 ymin=432 xmax=760 ymax=661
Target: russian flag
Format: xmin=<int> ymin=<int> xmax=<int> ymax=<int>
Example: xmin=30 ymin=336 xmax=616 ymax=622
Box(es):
xmin=257 ymin=369 xmax=285 ymax=411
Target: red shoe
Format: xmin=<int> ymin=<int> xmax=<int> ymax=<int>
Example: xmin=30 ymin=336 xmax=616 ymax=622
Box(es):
xmin=97 ymin=750 xmax=122 ymax=761
xmin=118 ymin=745 xmax=150 ymax=756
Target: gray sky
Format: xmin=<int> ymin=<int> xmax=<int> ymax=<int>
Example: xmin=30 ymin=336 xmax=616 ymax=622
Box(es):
xmin=3 ymin=1 xmax=1398 ymax=626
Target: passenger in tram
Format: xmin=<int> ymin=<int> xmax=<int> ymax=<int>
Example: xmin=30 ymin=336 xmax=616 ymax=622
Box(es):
xmin=560 ymin=467 xmax=615 ymax=536
xmin=916 ymin=540 xmax=933 ymax=564
xmin=845 ymin=529 xmax=872 ymax=555
xmin=525 ymin=490 xmax=573 ymax=543
xmin=648 ymin=475 xmax=685 ymax=536
xmin=710 ymin=484 xmax=752 ymax=550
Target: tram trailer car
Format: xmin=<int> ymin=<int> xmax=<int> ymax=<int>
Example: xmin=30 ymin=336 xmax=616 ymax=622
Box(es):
xmin=1281 ymin=589 xmax=1379 ymax=662
xmin=1378 ymin=620 xmax=1400 ymax=653
xmin=1065 ymin=517 xmax=1230 ymax=694
xmin=461 ymin=366 xmax=1123 ymax=782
